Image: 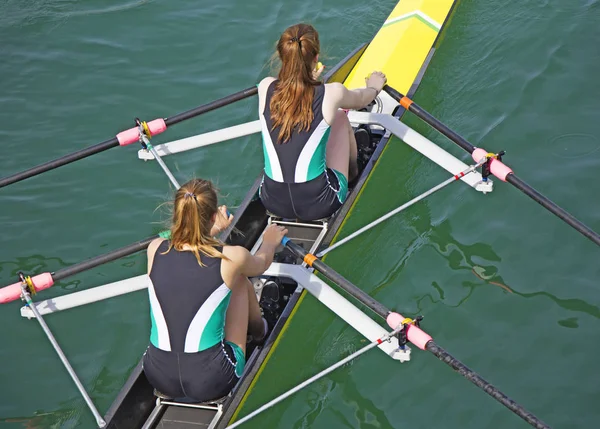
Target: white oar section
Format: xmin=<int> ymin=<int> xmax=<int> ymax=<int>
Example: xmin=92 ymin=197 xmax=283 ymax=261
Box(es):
xmin=138 ymin=121 xmax=261 ymax=160
xmin=135 ymin=112 xmax=490 ymax=192
xmin=266 ymin=264 xmax=409 ymax=361
xmin=20 ymin=264 xmax=409 ymax=361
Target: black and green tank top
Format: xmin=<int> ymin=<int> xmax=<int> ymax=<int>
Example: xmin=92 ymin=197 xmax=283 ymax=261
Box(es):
xmin=147 ymin=241 xmax=231 ymax=353
xmin=260 ymin=81 xmax=331 ymax=183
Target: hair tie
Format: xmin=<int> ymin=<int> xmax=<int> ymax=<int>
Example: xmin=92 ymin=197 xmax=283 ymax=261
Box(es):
xmin=290 ymin=36 xmax=299 ymax=43
xmin=184 ymin=192 xmax=196 ymax=199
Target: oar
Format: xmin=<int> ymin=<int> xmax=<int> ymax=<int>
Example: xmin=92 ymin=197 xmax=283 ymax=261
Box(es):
xmin=282 ymin=238 xmax=551 ymax=429
xmin=0 ymin=87 xmax=258 ymax=189
xmin=383 ymin=86 xmax=600 ymax=247
xmin=0 ymin=233 xmax=166 ymax=304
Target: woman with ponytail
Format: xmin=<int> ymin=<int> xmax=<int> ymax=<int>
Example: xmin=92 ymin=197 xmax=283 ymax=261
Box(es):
xmin=142 ymin=179 xmax=287 ymax=402
xmin=259 ymin=23 xmax=387 ymax=221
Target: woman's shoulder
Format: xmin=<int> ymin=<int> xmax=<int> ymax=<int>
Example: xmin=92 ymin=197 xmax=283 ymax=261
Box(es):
xmin=147 ymin=238 xmax=167 ymax=274
xmin=222 ymin=245 xmax=250 ymax=262
xmin=324 ymin=82 xmax=346 ymax=98
xmin=258 ymin=77 xmax=277 ymax=112
xmin=258 ymin=76 xmax=276 ymax=89
xmin=148 ymin=237 xmax=166 ymax=256
xmin=258 ymin=77 xmax=277 ymax=103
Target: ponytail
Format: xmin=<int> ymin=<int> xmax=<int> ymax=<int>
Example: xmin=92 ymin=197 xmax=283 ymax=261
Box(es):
xmin=270 ymin=23 xmax=321 ymax=143
xmin=166 ymin=179 xmax=229 ymax=266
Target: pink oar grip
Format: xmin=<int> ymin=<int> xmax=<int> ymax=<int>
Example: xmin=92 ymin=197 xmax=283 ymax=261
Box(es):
xmin=472 ymin=148 xmax=513 ymax=182
xmin=0 ymin=273 xmax=54 ymax=304
xmin=387 ymin=312 xmax=432 ymax=350
xmin=116 ymin=118 xmax=167 ymax=146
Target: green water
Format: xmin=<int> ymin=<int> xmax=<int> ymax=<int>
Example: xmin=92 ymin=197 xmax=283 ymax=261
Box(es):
xmin=1 ymin=0 xmax=599 ymax=428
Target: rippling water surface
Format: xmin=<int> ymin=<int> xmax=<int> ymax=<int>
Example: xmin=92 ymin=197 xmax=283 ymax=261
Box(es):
xmin=1 ymin=0 xmax=599 ymax=428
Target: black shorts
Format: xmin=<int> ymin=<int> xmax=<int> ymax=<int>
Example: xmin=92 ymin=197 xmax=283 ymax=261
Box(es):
xmin=142 ymin=341 xmax=244 ymax=403
xmin=259 ymin=169 xmax=348 ymax=221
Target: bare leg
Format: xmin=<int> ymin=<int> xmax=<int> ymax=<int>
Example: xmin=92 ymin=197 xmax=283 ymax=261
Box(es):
xmin=224 ymin=276 xmax=264 ymax=353
xmin=326 ymin=110 xmax=358 ymax=181
xmin=245 ymin=279 xmax=265 ymax=338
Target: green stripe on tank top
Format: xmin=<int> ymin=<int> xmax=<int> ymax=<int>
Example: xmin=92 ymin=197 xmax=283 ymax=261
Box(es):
xmin=150 ymin=307 xmax=159 ymax=347
xmin=198 ymin=293 xmax=232 ymax=351
xmin=306 ymin=127 xmax=330 ymax=181
xmin=262 ymin=136 xmax=273 ymax=179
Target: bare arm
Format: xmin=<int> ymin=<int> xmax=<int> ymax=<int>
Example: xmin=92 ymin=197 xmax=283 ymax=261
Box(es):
xmin=326 ymin=82 xmax=379 ymax=110
xmin=221 ymin=224 xmax=288 ymax=278
xmin=323 ymin=71 xmax=388 ymax=118
xmin=225 ymin=243 xmax=278 ymax=278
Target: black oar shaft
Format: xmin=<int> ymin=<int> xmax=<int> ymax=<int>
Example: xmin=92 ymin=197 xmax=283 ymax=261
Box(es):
xmin=506 ymin=174 xmax=600 ymax=246
xmin=426 ymin=342 xmax=549 ymax=429
xmin=0 ymin=86 xmax=258 ymax=189
xmin=311 ymin=258 xmax=390 ymax=317
xmin=285 ymin=241 xmax=390 ymax=318
xmin=384 ymin=86 xmax=600 ymax=247
xmin=0 ymin=138 xmax=119 ymax=188
xmin=283 ymin=240 xmax=550 ymax=429
xmin=52 ymin=235 xmax=157 ymax=282
xmin=165 ymin=86 xmax=257 ymax=126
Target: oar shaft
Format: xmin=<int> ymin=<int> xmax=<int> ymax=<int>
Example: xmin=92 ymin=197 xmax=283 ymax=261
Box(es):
xmin=506 ymin=174 xmax=600 ymax=246
xmin=165 ymin=86 xmax=257 ymax=126
xmin=0 ymin=138 xmax=119 ymax=188
xmin=284 ymin=240 xmax=388 ymax=318
xmin=426 ymin=342 xmax=550 ymax=429
xmin=384 ymin=86 xmax=600 ymax=247
xmin=0 ymin=87 xmax=258 ymax=189
xmin=53 ymin=235 xmax=157 ymax=281
xmin=282 ymin=239 xmax=550 ymax=429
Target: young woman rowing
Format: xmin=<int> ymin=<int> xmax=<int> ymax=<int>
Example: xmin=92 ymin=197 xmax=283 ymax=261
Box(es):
xmin=258 ymin=23 xmax=387 ymax=221
xmin=142 ymin=179 xmax=287 ymax=402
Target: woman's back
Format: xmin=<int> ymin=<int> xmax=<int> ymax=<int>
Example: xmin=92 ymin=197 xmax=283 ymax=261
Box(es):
xmin=142 ymin=178 xmax=286 ymax=403
xmin=261 ymin=80 xmax=328 ymax=183
xmin=257 ymin=23 xmax=386 ymax=221
xmin=148 ymin=241 xmax=229 ymax=353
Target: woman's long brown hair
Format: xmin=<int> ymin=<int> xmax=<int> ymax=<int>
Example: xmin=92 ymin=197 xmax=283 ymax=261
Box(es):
xmin=166 ymin=179 xmax=228 ymax=266
xmin=270 ymin=23 xmax=321 ymax=143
